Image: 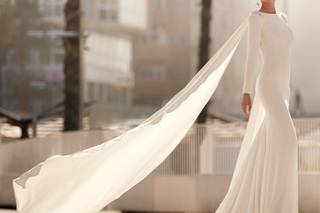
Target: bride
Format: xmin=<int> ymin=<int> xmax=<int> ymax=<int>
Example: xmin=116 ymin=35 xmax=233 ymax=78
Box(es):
xmin=216 ymin=0 xmax=298 ymax=212
xmin=12 ymin=0 xmax=298 ymax=212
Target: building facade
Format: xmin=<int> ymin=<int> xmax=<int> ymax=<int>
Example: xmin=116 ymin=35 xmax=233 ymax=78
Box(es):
xmin=0 ymin=0 xmax=199 ymax=125
xmin=131 ymin=0 xmax=194 ymax=106
xmin=81 ymin=0 xmax=148 ymax=107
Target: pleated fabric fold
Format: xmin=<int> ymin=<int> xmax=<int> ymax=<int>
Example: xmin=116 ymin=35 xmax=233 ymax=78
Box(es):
xmin=13 ymin=13 xmax=251 ymax=213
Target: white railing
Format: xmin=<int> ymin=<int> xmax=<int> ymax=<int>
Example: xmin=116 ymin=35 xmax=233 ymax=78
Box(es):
xmin=148 ymin=118 xmax=320 ymax=176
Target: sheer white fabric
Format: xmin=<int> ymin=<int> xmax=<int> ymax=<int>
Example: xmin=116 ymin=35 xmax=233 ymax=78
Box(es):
xmin=13 ymin=13 xmax=251 ymax=213
xmin=215 ymin=11 xmax=298 ymax=213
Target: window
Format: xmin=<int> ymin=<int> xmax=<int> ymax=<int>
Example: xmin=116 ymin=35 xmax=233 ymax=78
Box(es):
xmin=6 ymin=49 xmax=17 ymax=65
xmin=98 ymin=0 xmax=118 ymax=22
xmin=39 ymin=0 xmax=65 ymax=19
xmin=88 ymin=82 xmax=95 ymax=101
xmin=139 ymin=66 xmax=167 ymax=81
xmin=142 ymin=28 xmax=169 ymax=44
xmin=28 ymin=49 xmax=40 ymax=65
xmin=52 ymin=48 xmax=64 ymax=65
xmin=54 ymin=3 xmax=64 ymax=17
xmin=40 ymin=49 xmax=50 ymax=65
xmin=154 ymin=0 xmax=167 ymax=10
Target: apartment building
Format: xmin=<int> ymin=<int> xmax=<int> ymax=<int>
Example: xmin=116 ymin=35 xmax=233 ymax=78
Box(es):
xmin=131 ymin=0 xmax=194 ymax=106
xmin=81 ymin=0 xmax=148 ymax=106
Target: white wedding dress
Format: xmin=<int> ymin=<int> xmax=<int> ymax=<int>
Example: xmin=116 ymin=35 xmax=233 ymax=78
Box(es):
xmin=12 ymin=10 xmax=298 ymax=213
xmin=215 ymin=11 xmax=298 ymax=213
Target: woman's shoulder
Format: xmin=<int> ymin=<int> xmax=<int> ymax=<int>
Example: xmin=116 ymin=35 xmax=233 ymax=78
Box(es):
xmin=250 ymin=10 xmax=261 ymax=16
xmin=249 ymin=10 xmax=264 ymax=23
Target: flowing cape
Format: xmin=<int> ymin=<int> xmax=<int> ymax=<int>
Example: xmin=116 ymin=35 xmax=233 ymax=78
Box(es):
xmin=13 ymin=13 xmax=251 ymax=213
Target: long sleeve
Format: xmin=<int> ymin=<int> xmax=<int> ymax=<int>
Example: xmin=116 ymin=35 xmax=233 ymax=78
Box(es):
xmin=242 ymin=12 xmax=263 ymax=94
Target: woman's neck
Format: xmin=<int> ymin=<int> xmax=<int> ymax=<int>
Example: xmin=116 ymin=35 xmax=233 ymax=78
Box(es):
xmin=259 ymin=3 xmax=276 ymax=14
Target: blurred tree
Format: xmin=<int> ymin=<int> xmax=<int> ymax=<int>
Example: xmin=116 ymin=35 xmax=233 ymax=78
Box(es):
xmin=0 ymin=0 xmax=52 ymax=111
xmin=190 ymin=0 xmax=213 ymax=174
xmin=0 ymin=1 xmax=15 ymax=107
xmin=196 ymin=0 xmax=212 ymax=124
xmin=63 ymin=0 xmax=83 ymax=131
xmin=0 ymin=1 xmax=14 ymax=65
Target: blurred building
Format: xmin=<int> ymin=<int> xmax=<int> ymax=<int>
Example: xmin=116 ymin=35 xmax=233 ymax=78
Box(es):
xmin=131 ymin=0 xmax=194 ymax=106
xmin=80 ymin=0 xmax=197 ymax=127
xmin=38 ymin=0 xmax=66 ymax=25
xmin=38 ymin=0 xmax=140 ymax=108
xmin=0 ymin=0 xmax=196 ymax=117
xmin=0 ymin=0 xmax=64 ymax=113
xmin=81 ymin=0 xmax=148 ymax=106
xmin=82 ymin=0 xmax=194 ymax=107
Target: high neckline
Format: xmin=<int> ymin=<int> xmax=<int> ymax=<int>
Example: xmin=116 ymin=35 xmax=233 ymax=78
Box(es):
xmin=258 ymin=10 xmax=278 ymax=15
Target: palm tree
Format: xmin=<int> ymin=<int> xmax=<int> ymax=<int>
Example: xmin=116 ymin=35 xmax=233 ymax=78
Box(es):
xmin=63 ymin=0 xmax=83 ymax=131
xmin=196 ymin=0 xmax=212 ymax=124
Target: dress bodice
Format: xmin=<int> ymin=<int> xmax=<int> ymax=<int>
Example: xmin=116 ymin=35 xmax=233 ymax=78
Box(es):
xmin=242 ymin=10 xmax=294 ymax=94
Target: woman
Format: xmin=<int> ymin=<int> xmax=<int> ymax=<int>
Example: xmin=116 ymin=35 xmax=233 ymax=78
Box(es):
xmin=215 ymin=0 xmax=298 ymax=212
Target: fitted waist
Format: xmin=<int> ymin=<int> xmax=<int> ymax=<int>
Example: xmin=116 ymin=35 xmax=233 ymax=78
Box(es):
xmin=263 ymin=63 xmax=290 ymax=72
xmin=263 ymin=57 xmax=290 ymax=72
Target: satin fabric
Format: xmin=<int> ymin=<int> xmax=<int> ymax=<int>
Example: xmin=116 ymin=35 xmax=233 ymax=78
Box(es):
xmin=215 ymin=11 xmax=298 ymax=213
